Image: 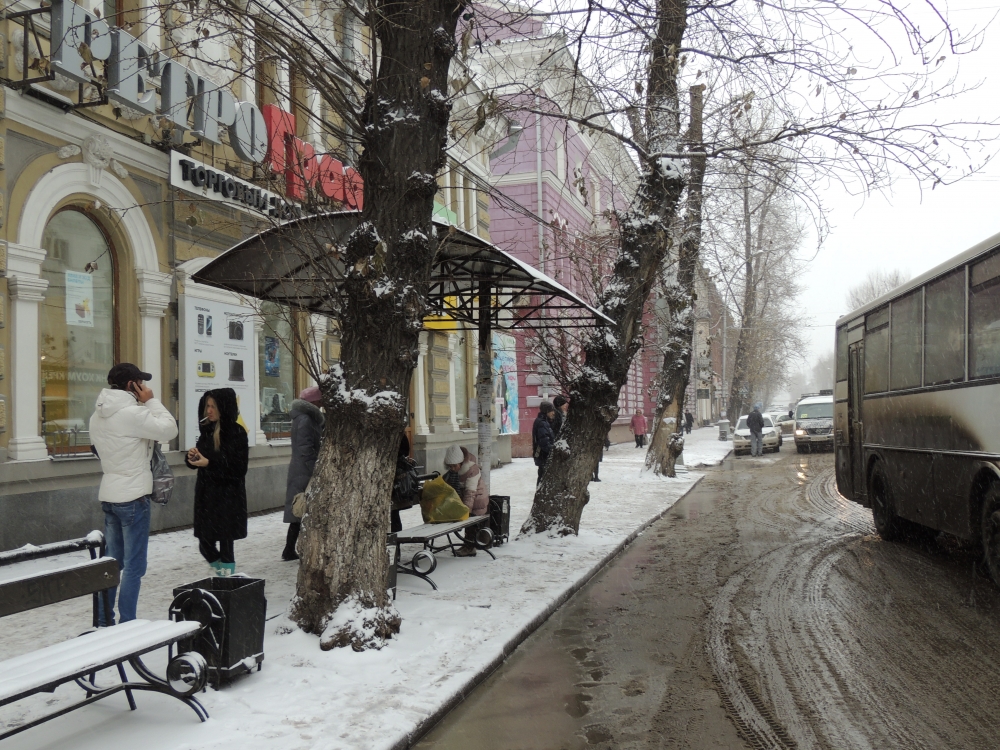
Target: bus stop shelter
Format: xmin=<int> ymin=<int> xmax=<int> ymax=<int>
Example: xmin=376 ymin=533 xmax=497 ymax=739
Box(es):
xmin=192 ymin=211 xmax=612 ymax=491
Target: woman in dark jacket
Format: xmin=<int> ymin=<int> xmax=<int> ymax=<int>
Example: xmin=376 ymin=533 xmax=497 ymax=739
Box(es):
xmin=282 ymin=386 xmax=325 ymax=561
xmin=185 ymin=388 xmax=249 ymax=576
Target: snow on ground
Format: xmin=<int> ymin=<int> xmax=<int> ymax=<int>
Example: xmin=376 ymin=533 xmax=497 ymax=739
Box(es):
xmin=1 ymin=427 xmax=730 ymax=749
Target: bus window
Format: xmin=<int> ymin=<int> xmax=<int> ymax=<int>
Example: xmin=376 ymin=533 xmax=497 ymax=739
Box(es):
xmin=864 ymin=307 xmax=889 ymax=394
xmin=924 ymin=269 xmax=965 ymax=385
xmin=890 ymin=290 xmax=922 ymax=389
xmin=970 ymin=252 xmax=1000 ymax=378
xmin=836 ymin=326 xmax=848 ymax=381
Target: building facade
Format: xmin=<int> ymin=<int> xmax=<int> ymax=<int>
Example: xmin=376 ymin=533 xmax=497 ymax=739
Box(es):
xmin=0 ymin=0 xmax=510 ymax=548
xmin=470 ymin=6 xmax=657 ymax=454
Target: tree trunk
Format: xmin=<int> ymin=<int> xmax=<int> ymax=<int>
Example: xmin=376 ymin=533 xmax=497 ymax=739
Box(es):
xmin=726 ymin=174 xmax=757 ymax=422
xmin=646 ymin=84 xmax=706 ymax=477
xmin=291 ymin=0 xmax=464 ymax=650
xmin=522 ymin=0 xmax=688 ymax=536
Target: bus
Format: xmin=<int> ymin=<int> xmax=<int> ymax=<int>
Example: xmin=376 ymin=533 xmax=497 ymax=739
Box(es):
xmin=834 ymin=232 xmax=1000 ymax=585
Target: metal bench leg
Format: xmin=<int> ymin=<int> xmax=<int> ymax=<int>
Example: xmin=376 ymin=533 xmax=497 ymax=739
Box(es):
xmin=117 ymin=662 xmax=137 ymax=710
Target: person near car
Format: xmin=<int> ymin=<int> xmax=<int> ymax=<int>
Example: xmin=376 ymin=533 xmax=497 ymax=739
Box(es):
xmin=630 ymin=408 xmax=648 ymax=448
xmin=684 ymin=411 xmax=695 ymax=434
xmin=552 ymin=395 xmax=569 ymax=434
xmin=186 ymin=388 xmax=249 ymax=576
xmin=442 ymin=444 xmax=490 ymax=557
xmin=89 ymin=363 xmax=178 ymax=625
xmin=747 ymin=406 xmax=765 ymax=457
xmin=532 ymin=401 xmax=557 ymax=483
xmin=282 ymin=386 xmax=325 ymax=561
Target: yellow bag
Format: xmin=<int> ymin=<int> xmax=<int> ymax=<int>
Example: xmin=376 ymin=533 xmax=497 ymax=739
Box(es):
xmin=419 ymin=476 xmax=470 ymax=523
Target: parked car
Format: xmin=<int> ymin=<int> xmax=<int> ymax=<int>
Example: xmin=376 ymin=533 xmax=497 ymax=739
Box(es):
xmin=733 ymin=414 xmax=780 ymax=455
xmin=766 ymin=411 xmax=790 ymax=446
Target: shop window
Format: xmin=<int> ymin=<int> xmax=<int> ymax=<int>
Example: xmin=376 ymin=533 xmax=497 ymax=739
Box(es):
xmin=890 ymin=290 xmax=922 ymax=390
xmin=864 ymin=307 xmax=888 ymax=394
xmin=39 ymin=210 xmax=117 ymax=456
xmin=258 ymin=302 xmax=296 ymax=440
xmin=924 ymin=269 xmax=965 ymax=385
xmin=970 ymin=252 xmax=1000 ymax=379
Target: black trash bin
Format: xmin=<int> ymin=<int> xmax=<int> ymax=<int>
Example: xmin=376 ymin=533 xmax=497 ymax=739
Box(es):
xmin=171 ymin=577 xmax=266 ymax=686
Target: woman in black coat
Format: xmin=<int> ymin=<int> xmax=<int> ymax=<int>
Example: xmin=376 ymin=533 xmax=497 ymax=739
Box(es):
xmin=185 ymin=388 xmax=249 ymax=575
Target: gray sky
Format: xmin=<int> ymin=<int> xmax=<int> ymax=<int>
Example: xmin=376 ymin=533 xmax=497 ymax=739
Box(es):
xmin=799 ymin=1 xmax=1000 ymax=368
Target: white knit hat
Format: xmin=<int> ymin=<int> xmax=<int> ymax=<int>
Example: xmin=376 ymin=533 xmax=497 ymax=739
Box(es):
xmin=444 ymin=445 xmax=464 ymax=465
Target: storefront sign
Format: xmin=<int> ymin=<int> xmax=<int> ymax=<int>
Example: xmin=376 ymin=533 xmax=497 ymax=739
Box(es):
xmin=262 ymin=105 xmax=363 ymax=208
xmin=64 ymin=271 xmax=94 ymax=327
xmin=171 ymin=152 xmax=301 ymax=220
xmin=179 ymin=295 xmax=257 ymax=450
xmin=49 ymin=0 xmax=365 ymax=207
xmin=492 ymin=332 xmax=519 ymax=434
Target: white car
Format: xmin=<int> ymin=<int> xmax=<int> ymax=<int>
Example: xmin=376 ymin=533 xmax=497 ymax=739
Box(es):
xmin=733 ymin=414 xmax=780 ymax=455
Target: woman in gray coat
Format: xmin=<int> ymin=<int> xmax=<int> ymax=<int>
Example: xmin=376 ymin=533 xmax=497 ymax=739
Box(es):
xmin=282 ymin=386 xmax=324 ymax=561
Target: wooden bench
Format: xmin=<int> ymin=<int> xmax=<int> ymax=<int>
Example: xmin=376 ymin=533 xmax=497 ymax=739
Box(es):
xmin=0 ymin=533 xmax=217 ymax=741
xmin=390 ymin=516 xmax=495 ymax=591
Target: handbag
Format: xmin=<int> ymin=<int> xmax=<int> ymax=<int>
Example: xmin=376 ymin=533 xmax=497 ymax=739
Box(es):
xmin=292 ymin=491 xmax=308 ymax=519
xmin=150 ymin=443 xmax=174 ymax=505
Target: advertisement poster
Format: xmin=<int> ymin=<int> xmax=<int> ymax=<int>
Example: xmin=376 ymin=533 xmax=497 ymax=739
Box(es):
xmin=181 ymin=295 xmax=257 ymax=449
xmin=264 ymin=336 xmax=281 ymax=377
xmin=492 ymin=332 xmax=519 ymax=434
xmin=65 ymin=271 xmax=94 ymax=328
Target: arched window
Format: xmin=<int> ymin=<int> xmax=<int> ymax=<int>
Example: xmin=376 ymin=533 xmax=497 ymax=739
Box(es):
xmin=39 ymin=210 xmax=117 ymax=455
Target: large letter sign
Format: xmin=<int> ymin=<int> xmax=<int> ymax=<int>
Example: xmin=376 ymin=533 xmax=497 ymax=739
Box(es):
xmin=50 ymin=0 xmax=111 ymax=84
xmin=108 ymin=30 xmax=157 ymax=116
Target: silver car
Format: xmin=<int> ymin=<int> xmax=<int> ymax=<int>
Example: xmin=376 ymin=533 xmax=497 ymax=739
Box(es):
xmin=733 ymin=414 xmax=780 ymax=455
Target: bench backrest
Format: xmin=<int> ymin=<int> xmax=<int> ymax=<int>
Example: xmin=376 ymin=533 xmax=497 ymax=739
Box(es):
xmin=0 ymin=558 xmax=120 ymax=618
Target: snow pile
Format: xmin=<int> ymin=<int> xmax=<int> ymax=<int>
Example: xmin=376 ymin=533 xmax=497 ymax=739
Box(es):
xmin=1 ymin=428 xmax=730 ymax=750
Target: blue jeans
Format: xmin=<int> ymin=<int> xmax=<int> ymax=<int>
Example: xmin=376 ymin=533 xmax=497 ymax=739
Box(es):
xmin=750 ymin=433 xmax=763 ymax=457
xmin=99 ymin=497 xmax=151 ymax=625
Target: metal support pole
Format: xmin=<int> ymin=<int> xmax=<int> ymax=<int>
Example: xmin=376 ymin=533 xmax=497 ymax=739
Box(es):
xmin=477 ymin=282 xmax=493 ymax=495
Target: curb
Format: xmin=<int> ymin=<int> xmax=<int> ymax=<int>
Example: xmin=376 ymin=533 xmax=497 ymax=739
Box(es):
xmin=393 ymin=468 xmax=717 ymax=749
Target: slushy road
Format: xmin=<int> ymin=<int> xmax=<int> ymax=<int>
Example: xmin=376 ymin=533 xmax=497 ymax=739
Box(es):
xmin=417 ymin=448 xmax=1000 ymax=749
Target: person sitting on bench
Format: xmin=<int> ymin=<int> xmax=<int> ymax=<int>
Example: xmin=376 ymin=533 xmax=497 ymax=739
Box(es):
xmin=442 ymin=445 xmax=489 ymax=557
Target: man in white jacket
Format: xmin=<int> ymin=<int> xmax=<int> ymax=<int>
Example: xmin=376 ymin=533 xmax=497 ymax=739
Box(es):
xmin=90 ymin=363 xmax=178 ymax=625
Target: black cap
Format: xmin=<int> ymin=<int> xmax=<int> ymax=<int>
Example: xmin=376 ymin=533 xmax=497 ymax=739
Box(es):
xmin=553 ymin=395 xmax=567 ymax=409
xmin=108 ymin=363 xmax=153 ymax=390
xmin=539 ymin=400 xmax=554 ymax=414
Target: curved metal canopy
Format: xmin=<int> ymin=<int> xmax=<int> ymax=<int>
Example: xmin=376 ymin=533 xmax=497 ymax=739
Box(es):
xmin=191 ymin=211 xmax=611 ymax=330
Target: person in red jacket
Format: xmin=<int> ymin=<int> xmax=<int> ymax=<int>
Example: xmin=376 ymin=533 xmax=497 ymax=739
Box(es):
xmin=630 ymin=408 xmax=648 ymax=448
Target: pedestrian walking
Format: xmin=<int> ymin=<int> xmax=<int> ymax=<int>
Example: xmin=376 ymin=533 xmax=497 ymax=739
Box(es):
xmin=532 ymin=401 xmax=557 ymax=484
xmin=684 ymin=411 xmax=695 ymax=434
xmin=282 ymin=386 xmax=325 ymax=561
xmin=442 ymin=445 xmax=489 ymax=556
xmin=630 ymin=408 xmax=648 ymax=448
xmin=186 ymin=388 xmax=249 ymax=576
xmin=552 ymin=394 xmax=569 ymax=434
xmin=89 ymin=363 xmax=178 ymax=625
xmin=592 ymin=432 xmax=610 ymax=482
xmin=747 ymin=405 xmax=765 ymax=458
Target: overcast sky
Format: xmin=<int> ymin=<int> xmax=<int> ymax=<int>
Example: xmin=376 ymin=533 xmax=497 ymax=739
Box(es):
xmin=797 ymin=1 xmax=1000 ymax=369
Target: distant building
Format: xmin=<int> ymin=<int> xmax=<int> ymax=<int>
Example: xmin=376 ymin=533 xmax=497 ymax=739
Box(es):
xmin=470 ymin=3 xmax=657 ymax=453
xmin=683 ymin=267 xmax=736 ymax=424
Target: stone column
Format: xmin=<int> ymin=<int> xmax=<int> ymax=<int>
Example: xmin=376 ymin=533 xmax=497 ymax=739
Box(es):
xmin=7 ymin=243 xmax=49 ymax=461
xmin=413 ymin=331 xmax=430 ymax=435
xmin=137 ymin=270 xmax=172 ymax=386
xmin=446 ymin=333 xmax=460 ymax=431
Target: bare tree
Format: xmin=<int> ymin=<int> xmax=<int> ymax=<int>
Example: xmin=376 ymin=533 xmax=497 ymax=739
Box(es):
xmin=458 ymin=0 xmax=994 ymax=525
xmin=846 ymin=269 xmax=911 ymax=311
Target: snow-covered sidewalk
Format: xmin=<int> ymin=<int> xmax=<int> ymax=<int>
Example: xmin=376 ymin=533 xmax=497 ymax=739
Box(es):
xmin=1 ymin=427 xmax=730 ymax=749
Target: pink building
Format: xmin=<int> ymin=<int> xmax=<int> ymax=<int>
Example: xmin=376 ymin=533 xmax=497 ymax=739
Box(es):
xmin=470 ymin=5 xmax=660 ymax=455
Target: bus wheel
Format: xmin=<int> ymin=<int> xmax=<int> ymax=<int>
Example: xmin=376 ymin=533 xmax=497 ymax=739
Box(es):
xmin=869 ymin=462 xmax=903 ymax=541
xmin=980 ymin=484 xmax=1000 ymax=586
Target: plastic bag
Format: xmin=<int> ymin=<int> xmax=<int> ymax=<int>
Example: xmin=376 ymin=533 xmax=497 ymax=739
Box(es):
xmin=150 ymin=443 xmax=174 ymax=505
xmin=419 ymin=476 xmax=470 ymax=523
